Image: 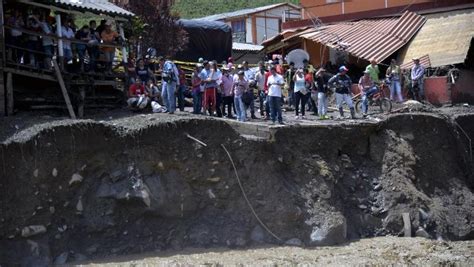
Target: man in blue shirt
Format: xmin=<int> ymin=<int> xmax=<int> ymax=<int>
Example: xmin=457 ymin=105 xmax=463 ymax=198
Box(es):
xmin=199 ymin=61 xmax=219 ymax=116
xmin=411 ymin=57 xmax=425 ymax=101
xmin=161 ymin=57 xmax=180 ymax=114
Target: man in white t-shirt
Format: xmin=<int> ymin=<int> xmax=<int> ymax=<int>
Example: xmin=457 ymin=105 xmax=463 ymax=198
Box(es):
xmin=266 ymin=66 xmax=285 ymax=124
xmin=61 ymin=20 xmax=75 ymax=64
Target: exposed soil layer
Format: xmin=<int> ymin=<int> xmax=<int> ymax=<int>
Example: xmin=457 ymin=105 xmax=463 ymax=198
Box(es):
xmin=0 ymin=113 xmax=473 ymax=265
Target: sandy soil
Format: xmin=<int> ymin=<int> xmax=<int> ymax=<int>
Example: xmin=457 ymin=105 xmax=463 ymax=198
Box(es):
xmin=82 ymin=237 xmax=473 ymax=266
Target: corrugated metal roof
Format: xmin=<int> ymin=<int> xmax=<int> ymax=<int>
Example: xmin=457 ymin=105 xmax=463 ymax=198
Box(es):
xmin=197 ymin=3 xmax=299 ymax=21
xmin=55 ymin=0 xmax=134 ymax=17
xmin=399 ymin=8 xmax=474 ymax=68
xmin=233 ymin=42 xmax=264 ymax=51
xmin=286 ymin=11 xmax=425 ymax=63
xmin=400 ymin=54 xmax=431 ymax=70
xmin=261 ymin=26 xmax=310 ymax=46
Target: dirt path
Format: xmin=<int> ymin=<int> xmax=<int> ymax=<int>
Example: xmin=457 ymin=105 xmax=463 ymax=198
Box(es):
xmin=83 ymin=237 xmax=473 ymax=266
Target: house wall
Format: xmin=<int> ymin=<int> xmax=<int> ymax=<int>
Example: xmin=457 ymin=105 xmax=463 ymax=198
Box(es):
xmin=246 ymin=17 xmax=253 ymax=43
xmin=255 ymin=17 xmax=279 ymax=45
xmin=223 ymin=4 xmax=301 ymax=45
xmin=253 ymin=5 xmax=300 ymax=45
xmin=301 ymin=0 xmax=433 ymax=18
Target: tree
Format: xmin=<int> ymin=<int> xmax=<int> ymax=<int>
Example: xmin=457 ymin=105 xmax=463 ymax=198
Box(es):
xmin=122 ymin=0 xmax=188 ymax=58
xmin=173 ymin=0 xmax=299 ymax=19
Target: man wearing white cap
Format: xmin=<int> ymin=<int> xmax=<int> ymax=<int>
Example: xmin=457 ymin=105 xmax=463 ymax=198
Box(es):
xmin=411 ymin=57 xmax=425 ymax=100
xmin=329 ymin=66 xmax=356 ymax=119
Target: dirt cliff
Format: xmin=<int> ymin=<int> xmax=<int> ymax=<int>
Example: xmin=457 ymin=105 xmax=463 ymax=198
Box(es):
xmin=0 ymin=113 xmax=472 ymax=265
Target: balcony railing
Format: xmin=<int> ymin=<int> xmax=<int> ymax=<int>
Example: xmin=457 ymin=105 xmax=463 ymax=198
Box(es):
xmin=232 ymin=31 xmax=246 ymax=43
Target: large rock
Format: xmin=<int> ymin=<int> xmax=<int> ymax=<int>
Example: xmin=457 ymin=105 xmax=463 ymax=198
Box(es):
xmin=96 ymin=173 xmax=197 ymax=218
xmin=310 ymin=213 xmax=347 ymax=246
xmin=285 ymin=238 xmax=303 ymax=247
xmin=21 ymin=225 xmax=47 ymax=238
xmin=250 ymin=225 xmax=265 ymax=243
xmin=96 ymin=179 xmax=151 ymax=207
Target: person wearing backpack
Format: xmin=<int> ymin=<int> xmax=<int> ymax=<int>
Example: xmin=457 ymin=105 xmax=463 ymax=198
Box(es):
xmin=160 ymin=57 xmax=180 ymax=114
xmin=328 ymin=66 xmax=356 ymax=119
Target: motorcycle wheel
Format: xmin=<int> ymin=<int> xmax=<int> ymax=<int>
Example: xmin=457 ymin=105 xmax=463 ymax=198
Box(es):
xmin=379 ymin=98 xmax=392 ymax=113
xmin=355 ymin=100 xmax=363 ymax=113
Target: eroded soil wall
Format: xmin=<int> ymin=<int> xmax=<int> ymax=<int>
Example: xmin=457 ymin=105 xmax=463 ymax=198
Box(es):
xmin=0 ymin=114 xmax=473 ymax=265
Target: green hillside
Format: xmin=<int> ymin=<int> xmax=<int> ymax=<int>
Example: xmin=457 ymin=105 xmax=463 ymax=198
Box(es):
xmin=172 ymin=0 xmax=299 ymax=19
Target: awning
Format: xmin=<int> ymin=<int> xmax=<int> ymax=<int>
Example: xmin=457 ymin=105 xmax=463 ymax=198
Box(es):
xmin=233 ymin=42 xmax=264 ymax=52
xmin=400 ymin=54 xmax=431 ymax=70
xmin=55 ymin=0 xmax=134 ymax=17
xmin=399 ymin=8 xmax=474 ymax=68
xmin=16 ymin=0 xmax=134 ymax=18
xmin=285 ymin=11 xmax=426 ymax=63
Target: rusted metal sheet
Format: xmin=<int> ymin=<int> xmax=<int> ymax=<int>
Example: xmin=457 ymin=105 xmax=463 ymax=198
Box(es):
xmin=285 ymin=11 xmax=426 ymax=63
xmin=425 ymin=76 xmax=452 ymax=105
xmin=400 ymin=54 xmax=431 ymax=70
xmin=399 ymin=8 xmax=474 ymax=68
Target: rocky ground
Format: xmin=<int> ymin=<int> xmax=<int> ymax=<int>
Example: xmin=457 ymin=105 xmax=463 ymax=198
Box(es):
xmin=0 ymin=102 xmax=473 ymax=266
xmin=83 ymin=237 xmax=474 ymax=266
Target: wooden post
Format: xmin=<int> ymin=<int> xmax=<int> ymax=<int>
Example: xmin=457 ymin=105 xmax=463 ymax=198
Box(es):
xmin=55 ymin=14 xmax=64 ymax=70
xmin=402 ymin=212 xmax=412 ymax=237
xmin=119 ymin=23 xmax=127 ymax=64
xmin=78 ymin=86 xmax=85 ymax=118
xmin=118 ymin=23 xmax=129 ymax=91
xmin=52 ymin=59 xmax=76 ymax=119
xmin=6 ymin=72 xmax=13 ymax=115
xmin=0 ymin=0 xmax=5 ymax=116
xmin=0 ymin=72 xmax=4 ymax=116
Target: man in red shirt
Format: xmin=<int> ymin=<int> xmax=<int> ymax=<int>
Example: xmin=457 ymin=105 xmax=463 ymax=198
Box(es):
xmin=127 ymin=78 xmax=149 ymax=110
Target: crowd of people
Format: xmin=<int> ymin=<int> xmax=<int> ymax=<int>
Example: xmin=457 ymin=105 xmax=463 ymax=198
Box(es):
xmin=5 ymin=5 xmax=121 ymax=73
xmin=126 ymin=55 xmax=426 ymax=124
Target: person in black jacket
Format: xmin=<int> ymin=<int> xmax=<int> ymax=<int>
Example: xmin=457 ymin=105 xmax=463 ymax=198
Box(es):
xmin=328 ymin=66 xmax=356 ymax=119
xmin=315 ymin=68 xmax=331 ymax=119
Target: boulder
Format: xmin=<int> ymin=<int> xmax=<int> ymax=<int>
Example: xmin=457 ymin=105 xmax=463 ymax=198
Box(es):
xmin=22 ymin=239 xmax=51 ymax=267
xmin=53 ymin=252 xmax=69 ymax=265
xmin=21 ymin=225 xmax=47 ymax=238
xmin=285 ymin=238 xmax=303 ymax=247
xmin=69 ymin=173 xmax=83 ymax=186
xmin=250 ymin=225 xmax=265 ymax=243
xmin=310 ymin=213 xmax=347 ymax=246
xmin=415 ymin=227 xmax=431 ymax=239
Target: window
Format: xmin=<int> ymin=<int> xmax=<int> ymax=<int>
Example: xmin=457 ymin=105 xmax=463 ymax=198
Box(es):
xmin=231 ymin=20 xmax=245 ymax=33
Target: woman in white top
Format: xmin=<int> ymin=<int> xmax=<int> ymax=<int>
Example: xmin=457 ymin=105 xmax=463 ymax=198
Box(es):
xmin=293 ymin=69 xmax=309 ymax=119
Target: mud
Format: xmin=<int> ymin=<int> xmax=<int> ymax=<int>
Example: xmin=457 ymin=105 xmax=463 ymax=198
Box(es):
xmin=0 ymin=112 xmax=473 ymax=266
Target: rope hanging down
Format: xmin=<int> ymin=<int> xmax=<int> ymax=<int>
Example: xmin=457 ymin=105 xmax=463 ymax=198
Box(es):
xmin=221 ymin=144 xmax=282 ymax=243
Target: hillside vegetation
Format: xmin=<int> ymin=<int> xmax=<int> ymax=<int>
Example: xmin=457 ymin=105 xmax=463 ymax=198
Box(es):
xmin=172 ymin=0 xmax=299 ymax=19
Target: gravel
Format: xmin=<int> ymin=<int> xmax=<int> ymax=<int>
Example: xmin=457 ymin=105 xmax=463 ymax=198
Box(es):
xmin=82 ymin=237 xmax=474 ymax=266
